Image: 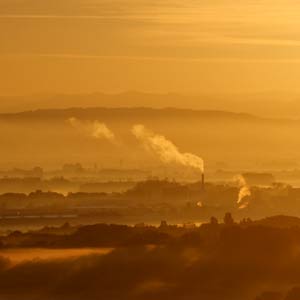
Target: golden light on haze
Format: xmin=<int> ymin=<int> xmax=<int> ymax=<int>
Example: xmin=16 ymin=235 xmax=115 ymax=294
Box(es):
xmin=2 ymin=4 xmax=300 ymax=300
xmin=1 ymin=0 xmax=300 ymax=97
xmin=0 ymin=248 xmax=113 ymax=265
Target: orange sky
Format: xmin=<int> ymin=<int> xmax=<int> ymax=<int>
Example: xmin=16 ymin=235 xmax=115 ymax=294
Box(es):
xmin=1 ymin=0 xmax=300 ymax=96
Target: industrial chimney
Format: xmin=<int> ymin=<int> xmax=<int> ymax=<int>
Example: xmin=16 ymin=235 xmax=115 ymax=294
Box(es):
xmin=201 ymin=172 xmax=205 ymax=190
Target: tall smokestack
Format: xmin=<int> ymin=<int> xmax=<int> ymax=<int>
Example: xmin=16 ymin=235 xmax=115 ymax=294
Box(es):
xmin=201 ymin=172 xmax=205 ymax=190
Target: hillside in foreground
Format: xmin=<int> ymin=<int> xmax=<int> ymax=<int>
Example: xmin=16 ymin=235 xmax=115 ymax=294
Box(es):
xmin=0 ymin=215 xmax=300 ymax=300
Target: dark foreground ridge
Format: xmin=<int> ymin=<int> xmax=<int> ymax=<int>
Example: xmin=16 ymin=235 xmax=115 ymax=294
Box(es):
xmin=0 ymin=215 xmax=300 ymax=299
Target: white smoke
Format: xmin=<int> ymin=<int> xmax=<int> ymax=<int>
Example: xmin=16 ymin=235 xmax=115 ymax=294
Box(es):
xmin=132 ymin=124 xmax=204 ymax=172
xmin=67 ymin=117 xmax=115 ymax=142
xmin=235 ymin=175 xmax=251 ymax=209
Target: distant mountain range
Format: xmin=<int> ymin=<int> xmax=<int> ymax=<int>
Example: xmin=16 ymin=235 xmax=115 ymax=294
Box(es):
xmin=1 ymin=91 xmax=300 ymax=119
xmin=0 ymin=106 xmax=298 ymax=129
xmin=0 ymin=106 xmax=258 ymax=122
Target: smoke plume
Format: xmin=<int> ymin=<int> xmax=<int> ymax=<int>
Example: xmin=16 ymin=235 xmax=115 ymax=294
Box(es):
xmin=68 ymin=117 xmax=115 ymax=142
xmin=132 ymin=125 xmax=204 ymax=172
xmin=235 ymin=175 xmax=251 ymax=209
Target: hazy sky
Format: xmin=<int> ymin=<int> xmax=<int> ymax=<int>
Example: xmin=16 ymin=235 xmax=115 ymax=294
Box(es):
xmin=1 ymin=0 xmax=300 ymax=96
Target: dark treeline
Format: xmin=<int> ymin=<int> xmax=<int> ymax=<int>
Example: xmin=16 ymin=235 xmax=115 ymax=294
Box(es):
xmin=1 ymin=215 xmax=300 ymax=299
xmin=1 ymin=179 xmax=300 ymax=218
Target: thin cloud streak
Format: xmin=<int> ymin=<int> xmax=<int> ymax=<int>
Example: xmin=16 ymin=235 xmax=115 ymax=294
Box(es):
xmin=0 ymin=14 xmax=151 ymax=20
xmin=2 ymin=53 xmax=300 ymax=64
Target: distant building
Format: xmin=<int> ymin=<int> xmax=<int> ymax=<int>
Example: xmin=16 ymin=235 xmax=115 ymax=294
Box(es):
xmin=242 ymin=173 xmax=275 ymax=186
xmin=62 ymin=163 xmax=84 ymax=174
